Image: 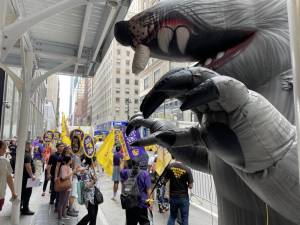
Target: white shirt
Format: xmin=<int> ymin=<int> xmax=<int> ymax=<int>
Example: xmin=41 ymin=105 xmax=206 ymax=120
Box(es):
xmin=0 ymin=156 xmax=12 ymax=199
xmin=95 ymin=141 xmax=103 ymax=151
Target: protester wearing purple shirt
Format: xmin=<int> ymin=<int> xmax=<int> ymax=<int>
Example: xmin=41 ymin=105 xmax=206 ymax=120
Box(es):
xmin=120 ymin=169 xmax=151 ymax=209
xmin=111 ymin=145 xmax=124 ymax=200
xmin=33 ymin=140 xmax=45 ymax=179
xmin=120 ymin=158 xmax=152 ymax=225
xmin=113 ymin=151 xmax=123 ymax=166
xmin=33 ymin=142 xmax=45 ymax=160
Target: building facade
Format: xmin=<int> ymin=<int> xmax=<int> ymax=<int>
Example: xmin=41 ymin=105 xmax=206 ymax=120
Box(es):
xmin=0 ymin=67 xmax=46 ymax=140
xmin=43 ymin=75 xmax=60 ymax=131
xmin=73 ymin=77 xmax=92 ymax=126
xmin=92 ymin=2 xmax=142 ymax=131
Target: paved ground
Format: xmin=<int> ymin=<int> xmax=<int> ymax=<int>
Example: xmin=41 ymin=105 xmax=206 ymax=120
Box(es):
xmin=0 ymin=172 xmax=218 ymax=225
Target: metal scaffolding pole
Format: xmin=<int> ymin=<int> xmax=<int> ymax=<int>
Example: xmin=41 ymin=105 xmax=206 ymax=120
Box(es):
xmin=287 ymin=0 xmax=300 ymax=179
xmin=11 ymin=43 xmax=33 ymax=224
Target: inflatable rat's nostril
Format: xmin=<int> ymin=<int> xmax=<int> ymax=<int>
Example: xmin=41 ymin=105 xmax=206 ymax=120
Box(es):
xmin=114 ymin=21 xmax=132 ymax=46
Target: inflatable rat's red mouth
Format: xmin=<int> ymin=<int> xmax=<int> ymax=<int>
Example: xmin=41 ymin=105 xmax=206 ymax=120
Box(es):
xmin=201 ymin=32 xmax=255 ymax=69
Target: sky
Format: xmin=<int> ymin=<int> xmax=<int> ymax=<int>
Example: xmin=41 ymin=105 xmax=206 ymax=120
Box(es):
xmin=59 ymin=75 xmax=71 ymax=117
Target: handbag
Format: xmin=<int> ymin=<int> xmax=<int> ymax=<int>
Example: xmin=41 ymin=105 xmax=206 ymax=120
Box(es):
xmin=54 ymin=177 xmax=72 ymax=192
xmin=54 ymin=165 xmax=72 ymax=192
xmin=94 ymin=186 xmax=104 ymax=205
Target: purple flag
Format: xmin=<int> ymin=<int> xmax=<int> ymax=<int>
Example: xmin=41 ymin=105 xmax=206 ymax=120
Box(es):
xmin=122 ymin=130 xmax=146 ymax=159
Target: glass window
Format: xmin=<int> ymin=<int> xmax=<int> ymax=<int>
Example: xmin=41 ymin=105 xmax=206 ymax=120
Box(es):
xmin=116 ymin=68 xmax=120 ymax=74
xmin=154 ymin=69 xmax=160 ymax=82
xmin=116 ymin=97 xmax=120 ymax=103
xmin=144 ymin=77 xmax=149 ymax=90
xmin=116 ymin=78 xmax=120 ymax=83
xmin=126 ymin=70 xmax=130 ymax=75
xmin=126 ymin=51 xmax=130 ymax=56
xmin=117 ymin=49 xmax=121 ymax=55
xmin=135 ymin=80 xmax=139 ymax=86
xmin=126 ymin=79 xmax=130 ymax=85
xmin=126 ymin=60 xmax=130 ymax=66
xmin=134 ymin=89 xmax=139 ymax=95
xmin=134 ymin=99 xmax=139 ymax=104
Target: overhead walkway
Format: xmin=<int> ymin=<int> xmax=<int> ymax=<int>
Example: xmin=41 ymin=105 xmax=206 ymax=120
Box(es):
xmin=0 ymin=0 xmax=132 ymax=224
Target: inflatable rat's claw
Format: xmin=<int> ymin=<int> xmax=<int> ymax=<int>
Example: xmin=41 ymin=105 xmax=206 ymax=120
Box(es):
xmin=126 ymin=115 xmax=177 ymax=136
xmin=141 ymin=67 xmax=219 ymax=118
xmin=180 ymin=79 xmax=219 ymax=111
xmin=126 ymin=115 xmax=157 ymax=135
xmin=131 ymin=130 xmax=176 ymax=148
xmin=181 ymin=76 xmax=249 ymax=113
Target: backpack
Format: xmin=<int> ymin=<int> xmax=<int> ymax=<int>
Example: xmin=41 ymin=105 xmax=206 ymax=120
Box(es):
xmin=120 ymin=169 xmax=141 ymax=209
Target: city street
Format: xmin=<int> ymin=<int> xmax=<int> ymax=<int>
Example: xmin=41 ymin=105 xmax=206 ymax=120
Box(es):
xmin=0 ymin=172 xmax=218 ymax=225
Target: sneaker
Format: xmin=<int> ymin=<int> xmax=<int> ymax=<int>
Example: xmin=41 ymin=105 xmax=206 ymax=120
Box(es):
xmin=67 ymin=210 xmax=78 ymax=217
xmin=42 ymin=192 xmax=45 ymax=197
xmin=62 ymin=215 xmax=71 ymax=220
xmin=111 ymin=197 xmax=116 ymax=201
xmin=49 ymin=201 xmax=54 ymax=205
xmin=21 ymin=210 xmax=35 ymax=215
xmin=57 ymin=219 xmax=65 ymax=225
xmin=70 ymin=208 xmax=79 ymax=213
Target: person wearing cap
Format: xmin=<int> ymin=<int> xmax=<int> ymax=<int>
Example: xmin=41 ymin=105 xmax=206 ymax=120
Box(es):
xmin=21 ymin=141 xmax=36 ymax=215
xmin=111 ymin=145 xmax=123 ymax=200
xmin=47 ymin=142 xmax=64 ymax=208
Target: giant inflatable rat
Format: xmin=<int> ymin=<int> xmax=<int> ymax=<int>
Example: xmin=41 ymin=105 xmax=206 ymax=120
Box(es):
xmin=114 ymin=0 xmax=299 ymax=224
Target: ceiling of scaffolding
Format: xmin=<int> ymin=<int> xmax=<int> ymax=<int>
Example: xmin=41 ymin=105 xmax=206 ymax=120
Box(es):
xmin=2 ymin=0 xmax=132 ymax=77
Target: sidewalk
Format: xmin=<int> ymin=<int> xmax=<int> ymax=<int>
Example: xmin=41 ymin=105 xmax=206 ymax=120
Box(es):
xmin=0 ymin=172 xmax=218 ymax=225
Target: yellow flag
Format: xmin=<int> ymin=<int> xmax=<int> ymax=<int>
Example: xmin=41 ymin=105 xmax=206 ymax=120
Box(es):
xmin=117 ymin=131 xmax=130 ymax=160
xmin=96 ymin=128 xmax=115 ymax=176
xmin=61 ymin=113 xmax=71 ymax=146
xmin=155 ymin=146 xmax=172 ymax=176
xmin=145 ymin=145 xmax=158 ymax=152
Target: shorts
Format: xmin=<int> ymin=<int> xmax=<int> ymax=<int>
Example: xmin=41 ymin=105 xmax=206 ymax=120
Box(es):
xmin=0 ymin=199 xmax=4 ymax=211
xmin=112 ymin=166 xmax=121 ymax=182
xmin=70 ymin=177 xmax=78 ymax=198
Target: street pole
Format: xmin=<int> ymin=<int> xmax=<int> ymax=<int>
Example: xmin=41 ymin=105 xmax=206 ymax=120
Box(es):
xmin=126 ymin=98 xmax=131 ymax=120
xmin=287 ymin=0 xmax=300 ymax=181
xmin=11 ymin=45 xmax=33 ymax=225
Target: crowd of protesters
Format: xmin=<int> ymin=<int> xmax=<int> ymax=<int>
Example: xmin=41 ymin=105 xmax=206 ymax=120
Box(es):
xmin=110 ymin=141 xmax=194 ymax=225
xmin=0 ymin=134 xmax=194 ymax=225
xmin=0 ymin=137 xmax=102 ymax=225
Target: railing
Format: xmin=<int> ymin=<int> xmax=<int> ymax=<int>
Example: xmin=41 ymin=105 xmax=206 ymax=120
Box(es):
xmin=191 ymin=170 xmax=217 ymax=205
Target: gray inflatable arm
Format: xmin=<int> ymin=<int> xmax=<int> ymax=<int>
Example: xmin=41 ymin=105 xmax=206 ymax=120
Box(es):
xmin=132 ymin=66 xmax=300 ymax=223
xmin=126 ymin=115 xmax=210 ymax=172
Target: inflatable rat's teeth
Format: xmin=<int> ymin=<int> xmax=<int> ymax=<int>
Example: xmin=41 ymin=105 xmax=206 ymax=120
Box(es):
xmin=157 ymin=27 xmax=174 ymax=54
xmin=176 ymin=27 xmax=190 ymax=54
xmin=205 ymin=58 xmax=213 ymax=66
xmin=216 ymin=52 xmax=225 ymax=59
